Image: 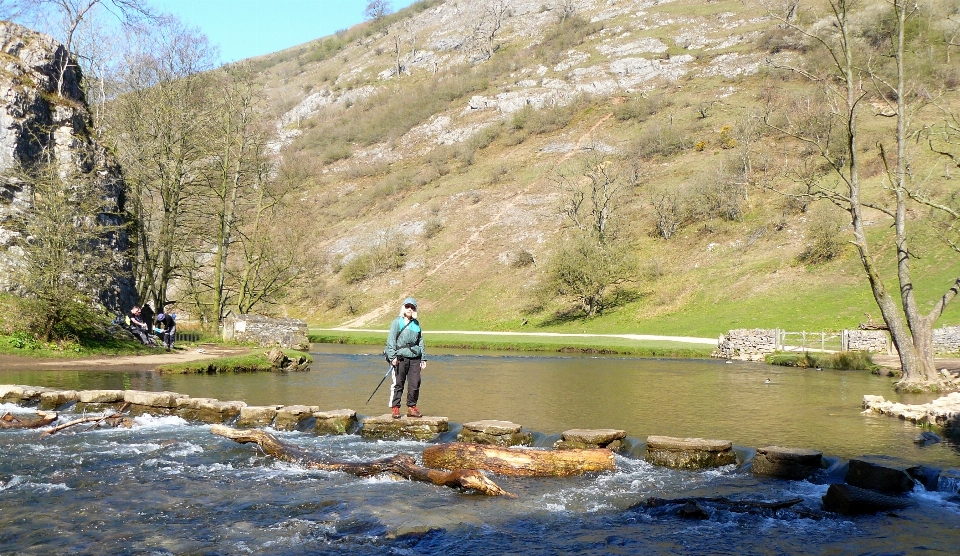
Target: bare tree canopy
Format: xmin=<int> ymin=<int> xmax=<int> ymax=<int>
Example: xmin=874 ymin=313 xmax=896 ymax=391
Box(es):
xmin=364 ymin=0 xmax=392 ymax=21
xmin=765 ymin=0 xmax=960 ymax=390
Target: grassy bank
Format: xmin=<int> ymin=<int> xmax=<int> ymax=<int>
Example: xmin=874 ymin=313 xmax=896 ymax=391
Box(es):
xmin=310 ymin=330 xmax=714 ymax=358
xmin=0 ymin=332 xmax=157 ymax=358
xmin=155 ymin=349 xmax=313 ymax=374
xmin=765 ymin=351 xmax=879 ymax=372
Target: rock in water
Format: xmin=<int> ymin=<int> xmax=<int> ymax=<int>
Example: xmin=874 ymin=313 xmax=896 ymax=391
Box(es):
xmin=822 ymin=483 xmax=914 ymax=515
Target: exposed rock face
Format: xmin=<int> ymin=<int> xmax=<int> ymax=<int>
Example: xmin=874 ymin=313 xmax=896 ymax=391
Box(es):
xmin=314 ymin=409 xmax=358 ymax=435
xmin=0 ymin=22 xmax=133 ymax=309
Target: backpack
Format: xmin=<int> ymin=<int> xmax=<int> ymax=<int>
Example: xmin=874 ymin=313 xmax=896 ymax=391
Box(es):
xmin=383 ymin=319 xmax=420 ymax=363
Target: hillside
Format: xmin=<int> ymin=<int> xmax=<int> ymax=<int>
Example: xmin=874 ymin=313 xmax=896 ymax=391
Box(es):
xmin=241 ymin=0 xmax=960 ymax=337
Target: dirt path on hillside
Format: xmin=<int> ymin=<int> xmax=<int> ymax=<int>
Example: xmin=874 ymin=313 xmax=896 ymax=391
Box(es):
xmin=337 ymin=113 xmax=616 ymax=329
xmin=0 ymin=346 xmax=253 ymax=372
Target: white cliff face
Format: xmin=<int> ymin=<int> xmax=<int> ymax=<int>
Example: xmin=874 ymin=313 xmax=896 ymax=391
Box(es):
xmin=0 ymin=22 xmax=134 ymax=309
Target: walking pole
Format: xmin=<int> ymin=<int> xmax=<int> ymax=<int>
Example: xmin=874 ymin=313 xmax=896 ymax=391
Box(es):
xmin=366 ymin=365 xmax=394 ymax=405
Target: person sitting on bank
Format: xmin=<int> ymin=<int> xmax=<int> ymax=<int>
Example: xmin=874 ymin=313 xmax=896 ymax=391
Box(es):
xmin=127 ymin=306 xmax=156 ymax=346
xmin=385 ymin=297 xmax=426 ymax=419
xmin=156 ymin=312 xmax=176 ymax=352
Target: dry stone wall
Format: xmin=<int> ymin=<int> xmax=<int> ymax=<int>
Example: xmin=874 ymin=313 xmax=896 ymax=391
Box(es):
xmin=934 ymin=326 xmax=960 ymax=354
xmin=842 ymin=330 xmax=890 ymax=354
xmin=222 ymin=314 xmax=309 ymax=350
xmin=713 ymin=329 xmax=777 ymax=361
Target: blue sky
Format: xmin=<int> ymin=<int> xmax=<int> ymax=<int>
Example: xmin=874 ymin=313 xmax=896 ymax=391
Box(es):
xmin=151 ymin=0 xmax=419 ymax=63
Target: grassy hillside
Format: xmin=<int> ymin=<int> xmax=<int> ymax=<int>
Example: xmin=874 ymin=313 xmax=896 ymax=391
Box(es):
xmin=242 ymin=0 xmax=960 ymax=337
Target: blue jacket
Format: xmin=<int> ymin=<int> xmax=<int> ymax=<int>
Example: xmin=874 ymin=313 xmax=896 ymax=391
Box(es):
xmin=385 ymin=317 xmax=424 ymax=360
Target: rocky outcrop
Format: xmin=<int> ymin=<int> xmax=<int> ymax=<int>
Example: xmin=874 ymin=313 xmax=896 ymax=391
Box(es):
xmin=862 ymin=393 xmax=960 ymax=432
xmin=0 ymin=22 xmax=133 ymax=309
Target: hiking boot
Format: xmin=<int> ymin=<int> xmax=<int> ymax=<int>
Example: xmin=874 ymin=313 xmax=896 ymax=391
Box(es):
xmin=391 ymin=406 xmax=400 ymax=419
xmin=407 ymin=406 xmax=422 ymax=418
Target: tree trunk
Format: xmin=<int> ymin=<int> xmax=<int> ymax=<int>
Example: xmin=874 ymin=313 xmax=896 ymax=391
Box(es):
xmin=421 ymin=442 xmax=616 ymax=477
xmin=1 ymin=411 xmax=58 ymax=429
xmin=210 ymin=426 xmax=516 ymax=497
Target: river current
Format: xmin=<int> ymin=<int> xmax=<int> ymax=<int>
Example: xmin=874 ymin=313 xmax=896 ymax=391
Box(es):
xmin=2 ymin=345 xmax=959 ymax=554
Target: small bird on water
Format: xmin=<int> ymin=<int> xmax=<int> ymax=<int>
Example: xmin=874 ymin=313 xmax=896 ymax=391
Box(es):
xmin=764 ymin=378 xmax=771 ymax=384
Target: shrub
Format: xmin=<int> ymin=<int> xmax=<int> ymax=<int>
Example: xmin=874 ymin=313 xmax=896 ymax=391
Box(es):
xmin=510 ymin=250 xmax=536 ymax=268
xmin=650 ymin=185 xmax=684 ymax=239
xmin=423 ymin=218 xmax=444 ymax=239
xmin=799 ymin=204 xmax=847 ymax=264
xmin=535 ymin=14 xmax=603 ymax=64
xmin=630 ymin=123 xmax=687 ymax=159
xmin=539 ymin=234 xmax=634 ymax=316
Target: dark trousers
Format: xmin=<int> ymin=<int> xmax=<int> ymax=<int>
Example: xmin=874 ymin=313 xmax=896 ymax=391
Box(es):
xmin=389 ymin=357 xmax=421 ymax=408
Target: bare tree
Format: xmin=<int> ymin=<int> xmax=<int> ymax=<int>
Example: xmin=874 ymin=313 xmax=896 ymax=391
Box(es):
xmin=364 ymin=0 xmax=391 ymax=21
xmin=103 ymin=17 xmax=219 ymax=312
xmin=766 ymin=0 xmax=960 ymax=390
xmin=9 ymin=0 xmax=155 ymax=96
xmin=6 ymin=154 xmax=125 ymax=341
xmin=554 ymin=154 xmax=623 ymax=245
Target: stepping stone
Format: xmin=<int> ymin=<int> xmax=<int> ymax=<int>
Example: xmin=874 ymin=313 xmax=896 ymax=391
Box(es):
xmin=75 ymin=389 xmax=126 ymax=411
xmin=846 ymin=457 xmax=916 ymax=493
xmin=274 ymin=405 xmax=320 ymax=431
xmin=314 ymin=409 xmax=358 ymax=435
xmin=458 ymin=420 xmax=532 ymax=447
xmin=237 ymin=405 xmax=283 ymax=427
xmin=555 ymin=428 xmax=626 ymax=451
xmin=361 ymin=414 xmax=448 ymax=441
xmin=645 ymin=436 xmax=737 ymax=470
xmin=752 ymin=446 xmax=823 ymax=480
xmin=39 ymin=390 xmax=78 ymax=410
xmin=124 ymin=390 xmax=187 ymax=415
xmin=176 ymin=398 xmax=246 ymax=424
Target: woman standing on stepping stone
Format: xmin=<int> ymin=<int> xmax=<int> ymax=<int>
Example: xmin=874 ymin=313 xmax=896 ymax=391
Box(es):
xmin=386 ymin=297 xmax=427 ymax=419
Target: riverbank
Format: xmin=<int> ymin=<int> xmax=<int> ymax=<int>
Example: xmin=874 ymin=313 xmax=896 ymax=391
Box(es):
xmin=0 ymin=346 xmax=253 ymax=372
xmin=311 ymin=328 xmax=717 ymax=357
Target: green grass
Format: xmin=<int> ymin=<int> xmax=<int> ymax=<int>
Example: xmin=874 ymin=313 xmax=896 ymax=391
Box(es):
xmin=310 ymin=330 xmax=714 ymax=358
xmin=155 ymin=349 xmax=313 ymax=374
xmin=0 ymin=332 xmax=158 ymax=358
xmin=765 ymin=351 xmax=879 ymax=371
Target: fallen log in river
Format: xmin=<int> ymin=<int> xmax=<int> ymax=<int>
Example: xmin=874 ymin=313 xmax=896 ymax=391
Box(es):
xmin=210 ymin=425 xmax=516 ymax=497
xmin=422 ymin=442 xmax=616 ymax=477
xmin=1 ymin=411 xmax=57 ymax=429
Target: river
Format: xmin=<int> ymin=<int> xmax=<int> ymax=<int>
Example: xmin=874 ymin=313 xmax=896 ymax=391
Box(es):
xmin=2 ymin=345 xmax=959 ymax=554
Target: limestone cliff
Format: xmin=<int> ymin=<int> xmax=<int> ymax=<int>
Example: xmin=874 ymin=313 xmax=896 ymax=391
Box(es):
xmin=0 ymin=21 xmax=133 ymax=310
